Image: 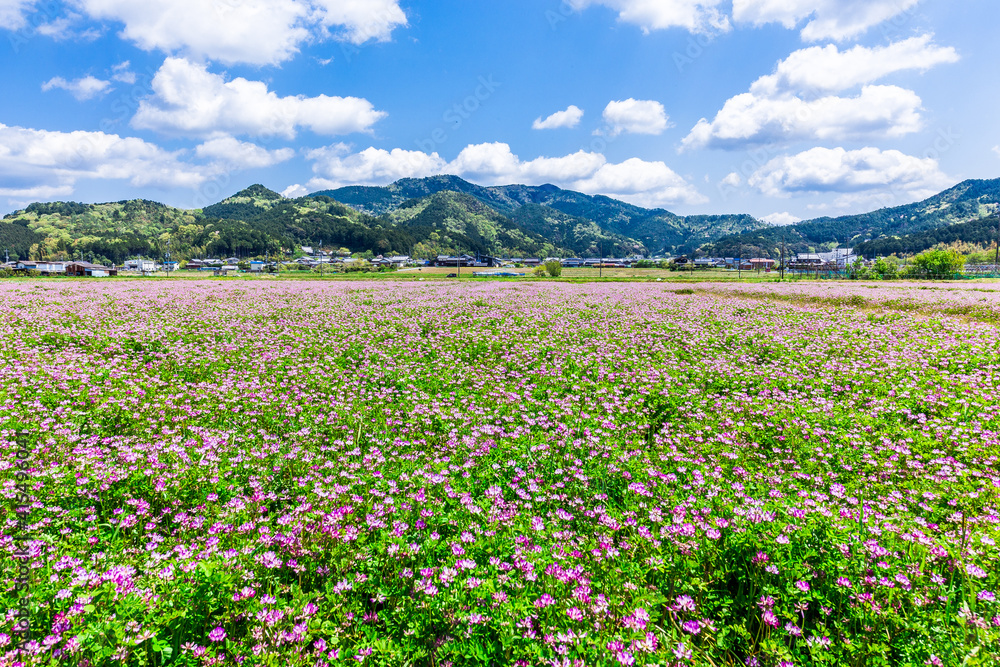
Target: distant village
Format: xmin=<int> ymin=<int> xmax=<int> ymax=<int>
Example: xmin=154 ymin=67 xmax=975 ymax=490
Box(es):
xmin=2 ymin=246 xmax=865 ymax=277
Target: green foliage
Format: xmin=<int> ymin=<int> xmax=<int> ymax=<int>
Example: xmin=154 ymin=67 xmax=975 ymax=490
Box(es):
xmin=707 ymin=179 xmax=1000 ymax=258
xmin=856 ymin=216 xmax=1000 ymax=258
xmin=902 ymin=248 xmax=967 ymax=278
xmin=543 ymin=260 xmax=563 ymax=277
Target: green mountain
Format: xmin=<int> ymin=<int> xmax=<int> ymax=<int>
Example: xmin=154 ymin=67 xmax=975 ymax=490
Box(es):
xmin=5 ymin=176 xmax=998 ymax=265
xmin=704 ymin=178 xmax=1000 ymax=258
xmin=313 ymin=176 xmax=766 ymax=255
xmin=202 ymin=185 xmax=285 ymax=220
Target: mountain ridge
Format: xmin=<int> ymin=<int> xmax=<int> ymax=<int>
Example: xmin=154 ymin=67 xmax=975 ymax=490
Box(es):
xmin=3 ymin=176 xmax=999 ymax=264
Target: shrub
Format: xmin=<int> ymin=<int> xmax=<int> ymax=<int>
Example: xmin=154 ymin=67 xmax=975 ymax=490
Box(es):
xmin=531 ymin=265 xmax=548 ymax=277
xmin=543 ymin=260 xmax=563 ymax=277
xmin=903 ymin=248 xmax=966 ymax=279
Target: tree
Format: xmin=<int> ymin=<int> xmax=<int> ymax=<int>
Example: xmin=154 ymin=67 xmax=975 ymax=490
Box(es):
xmin=903 ymin=248 xmax=966 ymax=279
xmin=543 ymin=260 xmax=563 ymax=277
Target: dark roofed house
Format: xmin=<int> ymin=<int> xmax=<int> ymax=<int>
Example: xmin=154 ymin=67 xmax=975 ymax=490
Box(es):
xmin=65 ymin=262 xmax=118 ymax=277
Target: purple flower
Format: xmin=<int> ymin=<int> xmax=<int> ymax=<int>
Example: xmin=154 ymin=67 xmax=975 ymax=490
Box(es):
xmin=682 ymin=620 xmax=701 ymax=635
xmin=967 ymin=564 xmax=988 ymax=579
xmin=675 ymin=595 xmax=696 ymax=612
xmin=795 ymin=580 xmax=810 ymax=592
xmin=673 ymin=643 xmax=693 ymax=660
xmin=566 ymin=607 xmax=584 ymax=621
xmin=208 ymin=627 xmax=226 ymax=642
xmin=977 ymin=591 xmax=996 ymax=602
xmin=836 ymin=577 xmax=852 ymax=588
xmin=531 ymin=516 xmax=545 ymax=531
xmin=535 ymin=594 xmax=555 ymax=608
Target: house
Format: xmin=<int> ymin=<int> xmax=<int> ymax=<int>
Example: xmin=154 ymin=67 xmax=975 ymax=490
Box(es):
xmin=164 ymin=261 xmax=179 ymax=272
xmin=249 ymin=261 xmax=266 ymax=272
xmin=794 ymin=254 xmax=823 ymax=265
xmin=17 ymin=260 xmax=68 ymax=275
xmin=65 ymin=262 xmax=117 ymax=277
xmin=123 ymin=259 xmax=156 ymax=272
xmin=748 ymin=258 xmax=776 ymax=269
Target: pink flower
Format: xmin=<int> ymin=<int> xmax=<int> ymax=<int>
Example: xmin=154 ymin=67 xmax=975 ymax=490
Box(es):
xmin=795 ymin=580 xmax=810 ymax=592
xmin=535 ymin=594 xmax=555 ymax=608
xmin=682 ymin=620 xmax=700 ymax=635
xmin=208 ymin=627 xmax=226 ymax=642
xmin=566 ymin=607 xmax=584 ymax=621
xmin=675 ymin=595 xmax=696 ymax=612
xmin=836 ymin=577 xmax=852 ymax=588
xmin=531 ymin=516 xmax=545 ymax=531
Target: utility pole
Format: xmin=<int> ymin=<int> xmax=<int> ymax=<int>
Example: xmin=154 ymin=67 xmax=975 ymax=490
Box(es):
xmin=781 ymin=234 xmax=786 ymax=281
xmin=738 ymin=242 xmax=742 ymax=281
xmin=599 ymin=243 xmax=603 ymax=279
xmin=995 ymin=214 xmax=999 ymax=271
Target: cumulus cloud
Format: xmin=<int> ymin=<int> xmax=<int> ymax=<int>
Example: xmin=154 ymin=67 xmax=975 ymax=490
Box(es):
xmin=533 ymin=105 xmax=584 ymax=130
xmin=41 ymin=75 xmax=112 ymax=101
xmin=306 ymin=141 xmax=706 ymax=208
xmin=132 ymin=58 xmax=386 ymax=139
xmin=602 ymin=99 xmax=671 ymax=136
xmin=683 ymin=85 xmax=923 ymax=150
xmin=281 ymin=184 xmax=309 ymax=198
xmin=0 ymin=0 xmax=36 ymax=30
xmin=194 ymin=136 xmax=295 ymax=169
xmin=111 ymin=61 xmax=136 ymax=84
xmin=568 ymin=0 xmax=729 ymax=34
xmin=306 ymin=145 xmax=448 ymax=188
xmin=732 ymin=0 xmax=920 ymax=42
xmin=74 ymin=0 xmax=407 ymax=66
xmin=747 ymin=147 xmax=951 ymax=201
xmin=682 ymin=36 xmax=958 ymax=150
xmin=0 ymin=123 xmax=210 ymax=199
xmin=720 ymin=172 xmax=742 ymax=188
xmin=751 ymin=36 xmax=958 ymax=96
xmin=762 ymin=212 xmax=801 ymax=226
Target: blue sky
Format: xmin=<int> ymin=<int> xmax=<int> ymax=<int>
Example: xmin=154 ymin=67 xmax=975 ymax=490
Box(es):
xmin=1 ymin=0 xmax=998 ymax=223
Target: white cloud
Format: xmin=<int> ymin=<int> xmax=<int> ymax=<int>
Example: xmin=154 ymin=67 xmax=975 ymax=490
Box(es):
xmin=306 ymin=141 xmax=706 ymax=208
xmin=732 ymin=0 xmax=920 ymax=42
xmin=993 ymin=146 xmax=1000 ymax=159
xmin=0 ymin=0 xmax=36 ymax=29
xmin=602 ymin=99 xmax=671 ymax=136
xmin=747 ymin=147 xmax=951 ymax=200
xmin=0 ymin=123 xmax=211 ymax=199
xmin=132 ymin=58 xmax=386 ymax=139
xmin=751 ymin=36 xmax=958 ymax=96
xmin=683 ymin=85 xmax=923 ymax=150
xmin=311 ymin=0 xmax=408 ymax=44
xmin=720 ymin=172 xmax=742 ymax=188
xmin=684 ymin=36 xmax=959 ymax=150
xmin=762 ymin=212 xmax=801 ymax=226
xmin=572 ymin=158 xmax=708 ymax=207
xmin=73 ymin=0 xmax=407 ymax=65
xmin=533 ymin=105 xmax=584 ymax=130
xmin=282 ymin=184 xmax=309 ymax=198
xmin=111 ymin=61 xmax=137 ymax=84
xmin=306 ymin=145 xmax=448 ymax=189
xmin=568 ymin=0 xmax=729 ymax=34
xmin=194 ymin=136 xmax=295 ymax=169
xmin=41 ymin=75 xmax=112 ymax=101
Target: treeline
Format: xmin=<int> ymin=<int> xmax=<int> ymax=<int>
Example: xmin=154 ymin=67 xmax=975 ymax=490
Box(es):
xmin=856 ymin=216 xmax=1000 ymax=259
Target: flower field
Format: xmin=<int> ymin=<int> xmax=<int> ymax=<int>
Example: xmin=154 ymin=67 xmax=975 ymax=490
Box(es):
xmin=1 ymin=280 xmax=999 ymax=667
